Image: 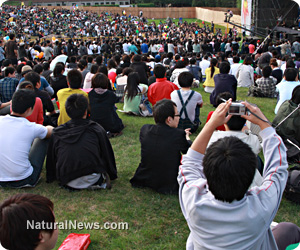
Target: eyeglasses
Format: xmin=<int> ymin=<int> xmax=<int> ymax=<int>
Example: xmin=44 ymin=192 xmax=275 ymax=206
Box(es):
xmin=174 ymin=114 xmax=180 ymax=117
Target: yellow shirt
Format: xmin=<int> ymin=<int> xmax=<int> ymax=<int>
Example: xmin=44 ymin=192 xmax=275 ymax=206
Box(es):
xmin=203 ymin=67 xmax=220 ymax=87
xmin=57 ymin=88 xmax=89 ymax=126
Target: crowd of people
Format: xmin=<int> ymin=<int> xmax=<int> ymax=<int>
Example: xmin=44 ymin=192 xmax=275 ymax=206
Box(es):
xmin=0 ymin=5 xmax=300 ymax=250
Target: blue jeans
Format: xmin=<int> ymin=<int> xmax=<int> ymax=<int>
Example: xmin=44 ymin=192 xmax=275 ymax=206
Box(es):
xmin=0 ymin=138 xmax=49 ymax=188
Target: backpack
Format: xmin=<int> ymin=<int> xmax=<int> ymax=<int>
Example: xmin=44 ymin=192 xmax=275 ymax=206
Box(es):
xmin=284 ymin=165 xmax=300 ymax=204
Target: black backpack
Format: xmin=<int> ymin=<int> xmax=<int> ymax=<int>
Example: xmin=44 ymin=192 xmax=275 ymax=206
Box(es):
xmin=284 ymin=165 xmax=300 ymax=204
xmin=232 ymin=43 xmax=239 ymax=51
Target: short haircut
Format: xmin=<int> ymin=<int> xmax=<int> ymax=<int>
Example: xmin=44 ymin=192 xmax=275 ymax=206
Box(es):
xmin=90 ymin=64 xmax=99 ymax=74
xmin=19 ymin=80 xmax=34 ymax=90
xmin=24 ymin=71 xmax=41 ymax=88
xmin=203 ymin=136 xmax=257 ymax=203
xmin=33 ymin=64 xmax=43 ymax=74
xmin=226 ymin=115 xmax=246 ymax=131
xmin=98 ymin=65 xmax=108 ymax=76
xmin=270 ymin=58 xmax=278 ymax=67
xmin=291 ymin=85 xmax=300 ymax=104
xmin=65 ymin=94 xmax=88 ymax=119
xmin=0 ymin=193 xmax=55 ymax=250
xmin=219 ymin=61 xmax=230 ymax=74
xmin=9 ymin=33 xmax=15 ymax=40
xmin=122 ymin=67 xmax=133 ymax=76
xmin=178 ymin=71 xmax=193 ymax=87
xmin=284 ymin=68 xmax=298 ymax=81
xmin=153 ymin=99 xmax=176 ymax=124
xmin=2 ymin=59 xmax=12 ymax=67
xmin=67 ymin=69 xmax=82 ymax=89
xmin=95 ymin=55 xmax=103 ymax=66
xmin=91 ymin=73 xmax=110 ymax=89
xmin=243 ymin=56 xmax=253 ymax=65
xmin=262 ymin=65 xmax=272 ymax=78
xmin=153 ymin=64 xmax=166 ymax=78
xmin=132 ymin=54 xmax=141 ymax=62
xmin=233 ymin=56 xmax=240 ymax=63
xmin=286 ymin=59 xmax=296 ymax=69
xmin=70 ymin=56 xmax=76 ymax=63
xmin=215 ymin=92 xmax=234 ymax=106
xmin=4 ymin=66 xmax=15 ymax=77
xmin=11 ymin=89 xmax=36 ymax=114
xmin=87 ymin=56 xmax=93 ymax=63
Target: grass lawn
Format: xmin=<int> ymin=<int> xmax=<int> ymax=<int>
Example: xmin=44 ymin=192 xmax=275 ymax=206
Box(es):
xmin=0 ymin=86 xmax=299 ymax=249
xmin=152 ymin=18 xmax=227 ymax=34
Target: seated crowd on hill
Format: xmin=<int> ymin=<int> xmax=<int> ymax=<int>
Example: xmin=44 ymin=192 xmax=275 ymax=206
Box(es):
xmin=1 ymin=7 xmax=300 ymax=249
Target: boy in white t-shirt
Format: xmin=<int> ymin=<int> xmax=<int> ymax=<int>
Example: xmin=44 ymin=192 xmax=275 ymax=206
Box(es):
xmin=0 ymin=89 xmax=53 ymax=188
xmin=171 ymin=71 xmax=203 ymax=133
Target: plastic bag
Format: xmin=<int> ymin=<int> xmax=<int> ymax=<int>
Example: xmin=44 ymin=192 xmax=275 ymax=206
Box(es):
xmin=58 ymin=233 xmax=91 ymax=250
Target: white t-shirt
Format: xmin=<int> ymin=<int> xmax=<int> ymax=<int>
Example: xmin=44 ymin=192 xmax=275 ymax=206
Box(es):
xmin=199 ymin=59 xmax=210 ymax=75
xmin=171 ymin=89 xmax=203 ymax=122
xmin=0 ymin=115 xmax=47 ymax=181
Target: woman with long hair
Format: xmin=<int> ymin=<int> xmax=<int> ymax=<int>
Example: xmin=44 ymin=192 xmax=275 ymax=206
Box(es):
xmin=236 ymin=55 xmax=254 ymax=87
xmin=50 ymin=62 xmax=68 ymax=98
xmin=123 ymin=72 xmax=148 ymax=114
xmin=88 ymin=73 xmax=124 ymax=136
xmin=203 ymin=58 xmax=219 ymax=93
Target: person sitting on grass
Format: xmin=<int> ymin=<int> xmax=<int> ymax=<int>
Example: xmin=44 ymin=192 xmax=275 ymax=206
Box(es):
xmin=130 ymin=99 xmax=192 ymax=194
xmin=0 ymin=89 xmax=53 ymax=188
xmin=46 ymin=94 xmax=117 ymax=190
xmin=0 ymin=193 xmax=58 ymax=250
xmin=171 ymin=71 xmax=203 ymax=133
xmin=249 ymin=65 xmax=277 ymax=98
xmin=57 ymin=69 xmax=88 ymax=126
xmin=178 ymin=100 xmax=300 ymax=250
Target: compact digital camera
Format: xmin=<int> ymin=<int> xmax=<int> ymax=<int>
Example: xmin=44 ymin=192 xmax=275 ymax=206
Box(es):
xmin=228 ymin=102 xmax=247 ymax=115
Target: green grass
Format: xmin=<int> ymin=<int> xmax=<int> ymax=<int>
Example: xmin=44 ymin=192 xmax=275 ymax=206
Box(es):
xmin=0 ymin=86 xmax=298 ymax=249
xmin=152 ymin=18 xmax=227 ymax=34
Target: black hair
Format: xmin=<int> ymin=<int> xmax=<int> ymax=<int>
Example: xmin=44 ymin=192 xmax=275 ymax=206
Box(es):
xmin=226 ymin=115 xmax=246 ymax=131
xmin=16 ymin=64 xmax=25 ymax=74
xmin=178 ymin=71 xmax=193 ymax=88
xmin=219 ymin=61 xmax=230 ymax=74
xmin=262 ymin=65 xmax=272 ymax=78
xmin=9 ymin=33 xmax=15 ymax=40
xmin=12 ymin=89 xmax=36 ymax=114
xmin=2 ymin=59 xmax=12 ymax=67
xmin=79 ymin=59 xmax=87 ymax=67
xmin=70 ymin=56 xmax=76 ymax=63
xmin=43 ymin=62 xmax=50 ymax=70
xmin=4 ymin=66 xmax=15 ymax=77
xmin=19 ymin=81 xmax=34 ymax=90
xmin=203 ymin=136 xmax=257 ymax=203
xmin=95 ymin=55 xmax=103 ymax=66
xmin=125 ymin=72 xmax=140 ymax=101
xmin=33 ymin=64 xmax=43 ymax=74
xmin=65 ymin=94 xmax=88 ymax=119
xmin=87 ymin=56 xmax=93 ymax=63
xmin=210 ymin=58 xmax=218 ymax=78
xmin=291 ymin=85 xmax=300 ymax=104
xmin=132 ymin=54 xmax=141 ymax=62
xmin=90 ymin=64 xmax=99 ymax=74
xmin=91 ymin=73 xmax=110 ymax=89
xmin=154 ymin=64 xmax=166 ymax=78
xmin=233 ymin=57 xmax=240 ymax=64
xmin=284 ymin=68 xmax=298 ymax=81
xmin=53 ymin=63 xmax=64 ymax=77
xmin=286 ymin=59 xmax=296 ymax=69
xmin=215 ymin=92 xmax=234 ymax=106
xmin=153 ymin=99 xmax=176 ymax=124
xmin=122 ymin=67 xmax=133 ymax=76
xmin=24 ymin=72 xmax=40 ymax=88
xmin=98 ymin=65 xmax=108 ymax=76
xmin=107 ymin=59 xmax=117 ymax=69
xmin=67 ymin=69 xmax=82 ymax=89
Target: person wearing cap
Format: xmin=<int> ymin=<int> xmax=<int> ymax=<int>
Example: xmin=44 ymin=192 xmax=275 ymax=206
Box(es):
xmin=0 ymin=66 xmax=18 ymax=103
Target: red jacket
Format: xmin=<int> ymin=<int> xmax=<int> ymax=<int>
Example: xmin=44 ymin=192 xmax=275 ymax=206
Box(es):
xmin=148 ymin=78 xmax=179 ymax=106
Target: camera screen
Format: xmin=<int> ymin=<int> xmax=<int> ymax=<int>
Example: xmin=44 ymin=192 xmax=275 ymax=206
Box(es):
xmin=229 ymin=106 xmax=240 ymax=114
